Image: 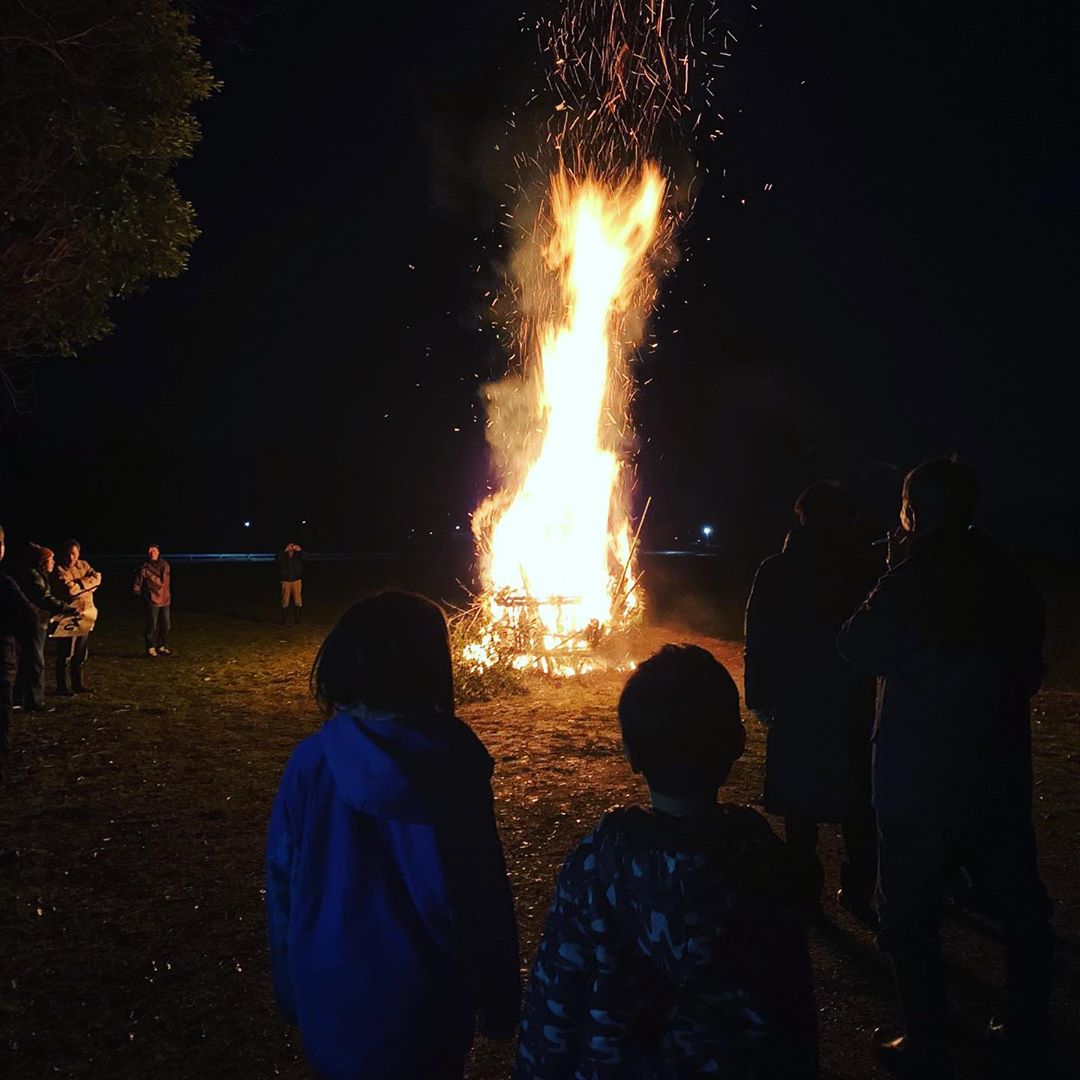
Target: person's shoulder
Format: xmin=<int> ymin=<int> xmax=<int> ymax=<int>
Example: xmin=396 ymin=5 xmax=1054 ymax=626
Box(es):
xmin=289 ymin=729 xmax=325 ymax=766
xmin=748 ymin=553 xmax=789 ymax=600
xmin=755 ymin=551 xmax=786 ymax=577
xmin=716 ymin=802 xmax=782 ymax=843
xmin=279 ymin=729 xmax=328 ymax=790
xmin=593 ymin=803 xmax=649 ymax=832
xmin=868 ymin=553 xmax=917 ymax=591
xmin=701 ymin=804 xmax=789 ymax=865
xmin=971 ymin=529 xmax=1029 ymax=576
xmin=583 ymin=804 xmax=670 ymax=859
xmin=0 ymin=571 xmax=23 ymax=594
xmin=560 ymin=805 xmax=640 ymax=855
xmin=850 ymin=548 xmax=885 ymax=584
xmin=585 ymin=804 xmax=786 ymax=871
xmin=553 ymin=808 xmax=631 ymax=884
xmin=713 ymin=804 xmax=810 ymax=906
xmin=443 ymin=714 xmax=496 ymax=778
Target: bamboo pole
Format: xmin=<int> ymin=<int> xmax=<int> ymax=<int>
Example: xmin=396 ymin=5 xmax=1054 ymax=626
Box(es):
xmin=612 ymin=495 xmax=652 ymax=612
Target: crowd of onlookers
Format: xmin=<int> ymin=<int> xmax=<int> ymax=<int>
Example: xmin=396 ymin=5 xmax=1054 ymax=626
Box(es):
xmin=1 ymin=460 xmax=1059 ymax=1078
xmin=267 ymin=458 xmax=1055 ymax=1080
xmin=0 ymin=532 xmax=101 ymax=728
xmin=0 ymin=535 xmax=177 ymax=747
xmin=0 ymin=538 xmax=308 ymax=751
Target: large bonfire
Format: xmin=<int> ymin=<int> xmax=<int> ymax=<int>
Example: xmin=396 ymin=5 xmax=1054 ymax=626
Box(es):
xmin=464 ymin=0 xmax=722 ymax=678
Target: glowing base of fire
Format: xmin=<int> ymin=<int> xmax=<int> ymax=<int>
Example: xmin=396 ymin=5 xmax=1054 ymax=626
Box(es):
xmin=460 ymin=587 xmax=641 ymax=678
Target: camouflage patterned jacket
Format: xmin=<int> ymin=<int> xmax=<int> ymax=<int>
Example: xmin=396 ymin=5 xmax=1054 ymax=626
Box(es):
xmin=515 ymin=805 xmax=817 ymax=1079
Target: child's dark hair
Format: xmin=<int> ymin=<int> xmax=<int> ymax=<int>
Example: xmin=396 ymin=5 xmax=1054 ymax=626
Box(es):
xmin=618 ymin=644 xmax=744 ymax=797
xmin=310 ymin=590 xmax=454 ymax=716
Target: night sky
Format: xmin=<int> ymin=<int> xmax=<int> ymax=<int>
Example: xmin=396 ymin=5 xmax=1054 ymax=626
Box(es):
xmin=1 ymin=0 xmax=1075 ymax=561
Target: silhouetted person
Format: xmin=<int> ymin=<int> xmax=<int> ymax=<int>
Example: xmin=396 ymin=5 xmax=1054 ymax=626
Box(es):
xmin=744 ymin=481 xmax=880 ymax=924
xmin=838 ymin=459 xmax=1053 ymax=1078
xmin=516 ymin=645 xmax=817 ymax=1080
xmin=133 ymin=544 xmax=171 ymax=656
xmin=14 ymin=544 xmax=74 ymax=711
xmin=52 ymin=538 xmax=101 ymax=694
xmin=277 ymin=542 xmax=303 ymax=624
xmin=266 ymin=591 xmax=519 ymax=1080
xmin=0 ymin=526 xmax=39 ymax=755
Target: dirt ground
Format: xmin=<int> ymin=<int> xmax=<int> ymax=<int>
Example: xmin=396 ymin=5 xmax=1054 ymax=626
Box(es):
xmin=2 ymin=566 xmax=1078 ymax=1079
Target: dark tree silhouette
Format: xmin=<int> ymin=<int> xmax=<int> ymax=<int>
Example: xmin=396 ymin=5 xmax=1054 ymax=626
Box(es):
xmin=0 ymin=0 xmax=217 ymax=382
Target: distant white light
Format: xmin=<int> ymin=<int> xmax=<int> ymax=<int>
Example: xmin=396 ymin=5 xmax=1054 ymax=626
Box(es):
xmin=702 ymin=525 xmax=713 ymax=538
xmin=455 ymin=525 xmax=461 ymax=531
xmin=301 ymin=520 xmax=306 ymax=525
xmin=243 ymin=521 xmax=252 ymax=528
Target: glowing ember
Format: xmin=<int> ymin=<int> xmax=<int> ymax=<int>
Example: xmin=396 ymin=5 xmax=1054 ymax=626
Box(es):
xmin=471 ymin=166 xmax=664 ymax=673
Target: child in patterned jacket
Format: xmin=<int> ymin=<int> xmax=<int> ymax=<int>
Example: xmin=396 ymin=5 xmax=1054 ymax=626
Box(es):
xmin=516 ymin=644 xmax=817 ymax=1079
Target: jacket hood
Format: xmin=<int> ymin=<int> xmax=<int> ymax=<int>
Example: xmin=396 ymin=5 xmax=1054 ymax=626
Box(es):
xmin=318 ymin=707 xmax=493 ymax=823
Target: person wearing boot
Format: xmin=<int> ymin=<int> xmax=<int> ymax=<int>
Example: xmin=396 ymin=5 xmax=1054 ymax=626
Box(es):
xmin=744 ymin=481 xmax=880 ymax=925
xmin=277 ymin=542 xmax=303 ymax=625
xmin=839 ymin=458 xmax=1053 ymax=1079
xmin=0 ymin=526 xmax=40 ymax=755
xmin=52 ymin=539 xmax=101 ymax=695
xmin=15 ymin=544 xmax=76 ymax=711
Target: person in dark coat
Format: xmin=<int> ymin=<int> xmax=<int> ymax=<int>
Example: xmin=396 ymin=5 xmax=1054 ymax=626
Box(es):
xmin=744 ymin=481 xmax=880 ymax=923
xmin=14 ymin=544 xmax=74 ymax=711
xmin=266 ymin=591 xmax=519 ymax=1080
xmin=517 ymin=645 xmax=817 ymax=1080
xmin=0 ymin=526 xmax=40 ymax=754
xmin=277 ymin=542 xmax=303 ymax=624
xmin=838 ymin=459 xmax=1053 ymax=1078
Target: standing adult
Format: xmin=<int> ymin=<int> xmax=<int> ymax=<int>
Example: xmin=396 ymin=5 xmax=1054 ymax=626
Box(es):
xmin=277 ymin=542 xmax=303 ymax=624
xmin=133 ymin=544 xmax=172 ymax=657
xmin=52 ymin=539 xmax=101 ymax=694
xmin=0 ymin=526 xmax=39 ymax=753
xmin=838 ymin=459 xmax=1053 ymax=1078
xmin=15 ymin=544 xmax=74 ymax=710
xmin=744 ymin=481 xmax=880 ymax=924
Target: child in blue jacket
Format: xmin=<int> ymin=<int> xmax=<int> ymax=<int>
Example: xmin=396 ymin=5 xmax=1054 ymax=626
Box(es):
xmin=266 ymin=591 xmax=520 ymax=1079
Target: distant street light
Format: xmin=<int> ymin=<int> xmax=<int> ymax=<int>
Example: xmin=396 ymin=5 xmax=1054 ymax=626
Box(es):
xmin=243 ymin=521 xmax=251 ymax=528
xmin=702 ymin=525 xmax=713 ymax=547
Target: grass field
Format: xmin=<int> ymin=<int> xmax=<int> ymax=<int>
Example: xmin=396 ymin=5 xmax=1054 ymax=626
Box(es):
xmin=2 ymin=560 xmax=1078 ymax=1078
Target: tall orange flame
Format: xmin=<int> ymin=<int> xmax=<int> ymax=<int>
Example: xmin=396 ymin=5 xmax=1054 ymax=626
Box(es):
xmin=472 ymin=164 xmax=665 ymax=672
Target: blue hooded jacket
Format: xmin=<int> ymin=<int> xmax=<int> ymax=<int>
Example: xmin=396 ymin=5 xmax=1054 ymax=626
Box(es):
xmin=266 ymin=708 xmax=520 ymax=1079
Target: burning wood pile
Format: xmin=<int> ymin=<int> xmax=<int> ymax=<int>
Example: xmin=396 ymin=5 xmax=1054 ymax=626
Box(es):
xmin=460 ymin=497 xmax=652 ymax=680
